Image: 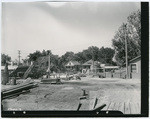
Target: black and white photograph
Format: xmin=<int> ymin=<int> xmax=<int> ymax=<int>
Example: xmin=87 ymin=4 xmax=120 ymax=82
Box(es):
xmin=1 ymin=1 xmax=149 ymax=117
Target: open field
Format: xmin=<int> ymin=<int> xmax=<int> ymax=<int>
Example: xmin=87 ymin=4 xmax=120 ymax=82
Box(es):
xmin=2 ymin=77 xmax=141 ymax=114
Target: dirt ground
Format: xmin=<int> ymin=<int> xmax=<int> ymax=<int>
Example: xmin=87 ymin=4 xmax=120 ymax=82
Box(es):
xmin=2 ymin=77 xmax=141 ymax=113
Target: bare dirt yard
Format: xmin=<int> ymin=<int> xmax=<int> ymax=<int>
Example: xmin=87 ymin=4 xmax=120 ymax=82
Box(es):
xmin=2 ymin=77 xmax=141 ymax=114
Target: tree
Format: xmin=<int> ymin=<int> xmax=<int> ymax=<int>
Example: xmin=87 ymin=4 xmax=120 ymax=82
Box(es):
xmin=27 ymin=50 xmax=61 ymax=77
xmin=73 ymin=52 xmax=86 ymax=63
xmin=98 ymin=47 xmax=115 ymax=64
xmin=112 ymin=10 xmax=141 ymax=66
xmin=127 ymin=10 xmax=141 ymax=53
xmin=28 ymin=50 xmax=42 ymax=61
xmin=1 ymin=54 xmax=11 ymax=66
xmin=87 ymin=46 xmax=99 ymax=61
xmin=75 ymin=46 xmax=100 ymax=63
xmin=2 ymin=63 xmax=9 ymax=85
xmin=60 ymin=52 xmax=74 ymax=64
xmin=26 ymin=46 xmax=116 ymax=75
xmin=1 ymin=54 xmax=10 ymax=85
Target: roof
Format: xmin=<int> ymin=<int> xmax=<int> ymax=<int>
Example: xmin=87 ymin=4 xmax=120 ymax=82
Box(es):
xmin=1 ymin=65 xmax=18 ymax=70
xmin=129 ymin=55 xmax=141 ymax=63
xmin=82 ymin=59 xmax=100 ymax=66
xmin=9 ymin=65 xmax=29 ymax=77
xmin=105 ymin=66 xmax=119 ymax=69
xmin=65 ymin=61 xmax=80 ymax=66
xmin=82 ymin=59 xmax=93 ymax=66
xmin=104 ymin=63 xmax=115 ymax=66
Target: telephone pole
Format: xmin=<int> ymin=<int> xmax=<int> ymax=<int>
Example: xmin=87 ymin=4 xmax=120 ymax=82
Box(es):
xmin=124 ymin=23 xmax=129 ymax=79
xmin=47 ymin=52 xmax=51 ymax=78
xmin=92 ymin=48 xmax=95 ymax=74
xmin=48 ymin=53 xmax=51 ymax=73
xmin=18 ymin=50 xmax=21 ymax=65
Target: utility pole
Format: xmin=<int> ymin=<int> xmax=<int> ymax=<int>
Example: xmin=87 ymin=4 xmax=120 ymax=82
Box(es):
xmin=18 ymin=50 xmax=21 ymax=66
xmin=47 ymin=52 xmax=51 ymax=78
xmin=124 ymin=23 xmax=129 ymax=79
xmin=92 ymin=49 xmax=94 ymax=74
xmin=48 ymin=53 xmax=50 ymax=73
xmin=92 ymin=55 xmax=94 ymax=74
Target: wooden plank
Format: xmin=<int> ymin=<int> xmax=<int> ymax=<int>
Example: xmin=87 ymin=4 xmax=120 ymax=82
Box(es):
xmin=93 ymin=98 xmax=98 ymax=109
xmin=106 ymin=102 xmax=111 ymax=110
xmin=106 ymin=102 xmax=112 ymax=110
xmin=93 ymin=98 xmax=107 ymax=111
xmin=2 ymin=82 xmax=34 ymax=92
xmin=89 ymin=91 xmax=97 ymax=110
xmin=130 ymin=102 xmax=138 ymax=114
xmin=101 ymin=102 xmax=110 ymax=110
xmin=89 ymin=98 xmax=95 ymax=110
xmin=113 ymin=102 xmax=120 ymax=111
xmin=117 ymin=102 xmax=121 ymax=110
xmin=108 ymin=102 xmax=115 ymax=110
xmin=79 ymin=100 xmax=89 ymax=110
xmin=118 ymin=102 xmax=125 ymax=114
xmin=124 ymin=102 xmax=130 ymax=114
xmin=77 ymin=103 xmax=82 ymax=111
xmin=129 ymin=102 xmax=132 ymax=114
xmin=137 ymin=102 xmax=141 ymax=114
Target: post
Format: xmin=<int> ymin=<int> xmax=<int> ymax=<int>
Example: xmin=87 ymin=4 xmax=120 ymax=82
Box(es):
xmin=92 ymin=59 xmax=94 ymax=74
xmin=124 ymin=23 xmax=129 ymax=79
xmin=77 ymin=103 xmax=82 ymax=111
xmin=11 ymin=78 xmax=16 ymax=85
xmin=104 ymin=67 xmax=106 ymax=78
xmin=18 ymin=50 xmax=21 ymax=66
xmin=48 ymin=53 xmax=51 ymax=78
xmin=91 ymin=47 xmax=94 ymax=74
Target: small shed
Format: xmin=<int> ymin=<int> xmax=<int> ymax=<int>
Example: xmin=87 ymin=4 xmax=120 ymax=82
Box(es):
xmin=128 ymin=55 xmax=141 ymax=79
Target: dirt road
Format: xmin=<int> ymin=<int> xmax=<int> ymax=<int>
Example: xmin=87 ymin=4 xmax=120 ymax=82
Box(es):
xmin=2 ymin=77 xmax=141 ymax=114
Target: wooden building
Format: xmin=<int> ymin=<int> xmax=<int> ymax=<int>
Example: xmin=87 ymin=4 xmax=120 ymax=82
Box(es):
xmin=82 ymin=60 xmax=101 ymax=74
xmin=128 ymin=55 xmax=141 ymax=79
xmin=65 ymin=61 xmax=81 ymax=72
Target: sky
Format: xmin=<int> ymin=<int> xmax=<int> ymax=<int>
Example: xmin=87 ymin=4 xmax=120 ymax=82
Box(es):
xmin=1 ymin=2 xmax=140 ymax=61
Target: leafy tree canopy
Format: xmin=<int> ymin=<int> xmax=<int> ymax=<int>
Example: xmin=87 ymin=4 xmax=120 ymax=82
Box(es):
xmin=26 ymin=46 xmax=115 ymax=74
xmin=1 ymin=54 xmax=11 ymax=66
xmin=112 ymin=10 xmax=141 ymax=66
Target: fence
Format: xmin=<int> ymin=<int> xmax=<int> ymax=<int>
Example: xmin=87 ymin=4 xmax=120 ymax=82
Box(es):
xmin=105 ymin=71 xmax=126 ymax=78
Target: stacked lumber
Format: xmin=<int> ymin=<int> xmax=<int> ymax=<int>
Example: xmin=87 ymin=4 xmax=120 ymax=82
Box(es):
xmin=1 ymin=82 xmax=38 ymax=100
xmin=41 ymin=78 xmax=62 ymax=84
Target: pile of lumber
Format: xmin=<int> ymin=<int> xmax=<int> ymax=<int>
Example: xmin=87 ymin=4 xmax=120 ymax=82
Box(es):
xmin=41 ymin=78 xmax=62 ymax=84
xmin=1 ymin=82 xmax=38 ymax=100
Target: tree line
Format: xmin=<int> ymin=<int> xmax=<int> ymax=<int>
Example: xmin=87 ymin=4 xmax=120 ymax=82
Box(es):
xmin=26 ymin=46 xmax=115 ymax=72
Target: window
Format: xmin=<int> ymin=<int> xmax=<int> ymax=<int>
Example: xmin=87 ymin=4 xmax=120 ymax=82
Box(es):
xmin=131 ymin=64 xmax=137 ymax=73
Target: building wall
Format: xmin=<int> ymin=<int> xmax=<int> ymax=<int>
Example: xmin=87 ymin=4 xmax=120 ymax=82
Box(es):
xmin=128 ymin=60 xmax=141 ymax=79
